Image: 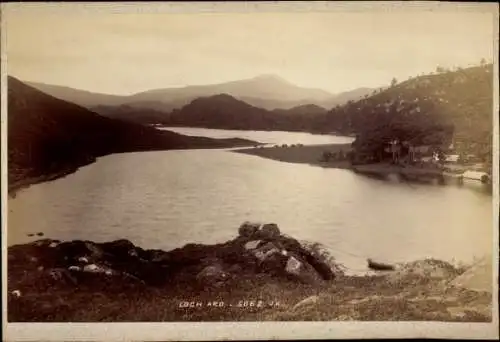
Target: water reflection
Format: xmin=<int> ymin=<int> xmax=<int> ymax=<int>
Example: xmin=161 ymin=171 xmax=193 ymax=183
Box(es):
xmin=8 ymin=146 xmax=493 ymax=272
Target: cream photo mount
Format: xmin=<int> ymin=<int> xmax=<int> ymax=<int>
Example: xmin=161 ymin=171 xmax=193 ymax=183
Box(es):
xmin=1 ymin=1 xmax=499 ymax=341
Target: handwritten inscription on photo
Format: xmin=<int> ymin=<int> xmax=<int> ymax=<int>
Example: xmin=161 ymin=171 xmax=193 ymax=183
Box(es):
xmin=178 ymin=300 xmax=280 ymax=309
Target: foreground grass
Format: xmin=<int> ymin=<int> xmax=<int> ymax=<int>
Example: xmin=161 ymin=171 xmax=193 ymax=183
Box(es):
xmin=7 ymin=272 xmax=492 ymax=322
xmin=7 ymin=239 xmax=492 ymax=322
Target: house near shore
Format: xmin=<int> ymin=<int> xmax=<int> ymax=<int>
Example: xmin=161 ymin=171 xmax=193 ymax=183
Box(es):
xmin=408 ymin=145 xmax=432 ymax=161
xmin=444 ymin=154 xmax=460 ymax=163
xmin=384 ymin=139 xmax=402 ymax=163
xmin=382 ymin=140 xmax=435 ymax=163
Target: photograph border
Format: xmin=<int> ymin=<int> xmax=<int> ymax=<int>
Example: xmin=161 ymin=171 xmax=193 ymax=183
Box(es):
xmin=1 ymin=1 xmax=499 ymax=340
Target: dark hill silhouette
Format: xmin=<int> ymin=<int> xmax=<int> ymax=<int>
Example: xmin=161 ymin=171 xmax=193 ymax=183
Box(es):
xmin=162 ymin=94 xmax=329 ymax=132
xmin=273 ymin=104 xmax=327 ymax=115
xmin=92 ymin=97 xmax=330 ymax=130
xmin=7 ymin=77 xmax=256 ymax=194
xmin=166 ymin=94 xmax=278 ymax=130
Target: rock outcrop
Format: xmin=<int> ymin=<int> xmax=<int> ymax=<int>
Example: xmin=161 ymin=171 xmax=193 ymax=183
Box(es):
xmin=6 ymin=222 xmax=493 ymax=323
xmin=8 ymin=223 xmax=342 ymax=296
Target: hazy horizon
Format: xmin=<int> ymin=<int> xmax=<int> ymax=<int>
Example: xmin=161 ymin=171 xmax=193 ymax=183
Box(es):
xmin=2 ymin=2 xmax=497 ymax=96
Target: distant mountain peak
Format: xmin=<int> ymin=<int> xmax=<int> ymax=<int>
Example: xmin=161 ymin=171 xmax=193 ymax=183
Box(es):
xmin=252 ymin=74 xmax=289 ymax=82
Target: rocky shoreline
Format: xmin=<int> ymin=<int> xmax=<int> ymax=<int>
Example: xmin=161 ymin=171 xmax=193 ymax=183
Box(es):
xmin=7 ymin=222 xmax=493 ymax=322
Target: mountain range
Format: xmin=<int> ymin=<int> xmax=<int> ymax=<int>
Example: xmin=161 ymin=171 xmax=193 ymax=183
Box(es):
xmin=27 ymin=75 xmax=374 ymax=112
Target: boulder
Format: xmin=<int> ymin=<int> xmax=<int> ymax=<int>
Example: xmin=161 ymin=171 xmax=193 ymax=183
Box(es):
xmin=144 ymin=249 xmax=171 ymax=263
xmin=244 ymin=241 xmax=287 ymax=276
xmin=259 ymin=252 xmax=289 ymax=276
xmin=33 ymin=239 xmax=58 ymax=247
xmin=238 ymin=221 xmax=261 ymax=238
xmin=285 ymin=254 xmax=324 ymax=285
xmin=83 ymin=263 xmax=115 ymax=276
xmin=299 ymin=241 xmax=344 ymax=278
xmin=57 ymin=240 xmax=104 ymax=265
xmin=387 ymin=258 xmax=461 ymax=285
xmin=78 ymin=256 xmax=89 ymax=264
xmin=449 ymin=257 xmax=492 ymax=293
xmin=48 ymin=241 xmax=59 ymax=248
xmin=196 ymin=263 xmax=230 ymax=288
xmin=292 ymin=295 xmax=320 ymax=310
xmin=286 ymin=256 xmax=301 ymax=273
xmin=83 ymin=242 xmax=103 ymax=260
xmin=256 ymin=223 xmax=281 ymax=240
xmin=244 ymin=240 xmax=262 ymax=251
xmin=227 ymin=264 xmax=243 ymax=274
xmin=253 ymin=242 xmax=280 ymax=262
xmin=100 ymin=239 xmax=136 ymax=257
xmin=47 ymin=268 xmax=78 ymax=285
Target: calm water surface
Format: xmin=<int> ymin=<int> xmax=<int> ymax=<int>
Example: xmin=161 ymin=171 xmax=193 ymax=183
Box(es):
xmin=158 ymin=126 xmax=354 ymax=146
xmin=8 ymin=129 xmax=493 ymax=271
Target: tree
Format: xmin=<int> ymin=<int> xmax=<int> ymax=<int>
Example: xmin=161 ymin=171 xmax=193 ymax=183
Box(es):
xmin=390 ymin=77 xmax=398 ymax=87
xmin=480 ymin=58 xmax=487 ymax=66
xmin=436 ymin=66 xmax=445 ymax=73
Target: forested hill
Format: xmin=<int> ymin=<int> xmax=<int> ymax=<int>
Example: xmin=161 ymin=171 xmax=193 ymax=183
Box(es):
xmin=316 ymin=64 xmax=494 ymax=160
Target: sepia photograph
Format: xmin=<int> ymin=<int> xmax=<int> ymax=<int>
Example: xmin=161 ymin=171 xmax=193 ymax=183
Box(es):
xmin=1 ymin=1 xmax=499 ymax=340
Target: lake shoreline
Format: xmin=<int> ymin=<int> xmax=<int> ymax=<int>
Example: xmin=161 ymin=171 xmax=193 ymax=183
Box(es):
xmin=233 ymin=144 xmax=492 ymax=191
xmin=233 ymin=143 xmax=354 ymax=169
xmin=156 ymin=124 xmax=347 ymax=137
xmin=7 ymin=225 xmax=493 ymax=322
xmin=7 ymin=137 xmax=260 ymax=198
xmin=8 ymin=160 xmax=95 ymax=198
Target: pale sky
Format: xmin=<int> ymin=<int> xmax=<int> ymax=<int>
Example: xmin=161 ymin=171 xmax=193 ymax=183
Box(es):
xmin=2 ymin=2 xmax=497 ymax=95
